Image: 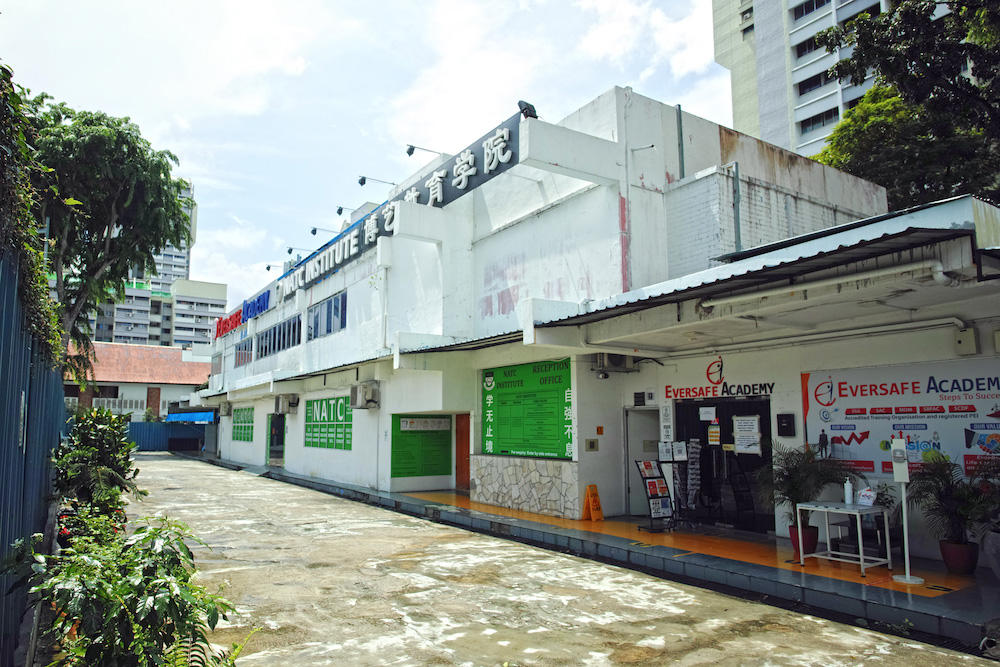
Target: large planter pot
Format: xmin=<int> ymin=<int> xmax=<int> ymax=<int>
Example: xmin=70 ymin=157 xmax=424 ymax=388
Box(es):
xmin=790 ymin=525 xmax=819 ymax=558
xmin=939 ymin=539 xmax=979 ymax=575
xmin=983 ymin=530 xmax=1000 ymax=582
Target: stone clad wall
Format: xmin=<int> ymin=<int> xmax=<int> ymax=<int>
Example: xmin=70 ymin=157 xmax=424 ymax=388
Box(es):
xmin=470 ymin=455 xmax=580 ymax=518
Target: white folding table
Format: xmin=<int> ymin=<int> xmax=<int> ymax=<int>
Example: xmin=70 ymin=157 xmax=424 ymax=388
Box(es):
xmin=796 ymin=501 xmax=892 ymax=577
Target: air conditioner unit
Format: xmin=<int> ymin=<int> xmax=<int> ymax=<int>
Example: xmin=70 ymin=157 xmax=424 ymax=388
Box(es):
xmin=594 ymin=353 xmax=638 ymax=373
xmin=349 ymin=382 xmax=380 ymax=410
xmin=219 ymin=401 xmax=232 ymax=416
xmin=275 ymin=394 xmax=300 ymax=414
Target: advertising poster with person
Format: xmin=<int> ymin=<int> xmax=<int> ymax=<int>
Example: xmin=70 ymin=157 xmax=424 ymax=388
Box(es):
xmin=802 ymin=359 xmax=1000 ymax=477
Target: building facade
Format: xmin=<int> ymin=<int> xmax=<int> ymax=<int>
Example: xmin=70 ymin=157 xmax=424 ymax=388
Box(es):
xmin=713 ymin=0 xmax=890 ymax=155
xmin=199 ymin=87 xmax=996 ymax=547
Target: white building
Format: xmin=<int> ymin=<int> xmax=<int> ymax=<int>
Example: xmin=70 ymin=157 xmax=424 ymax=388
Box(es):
xmin=713 ymin=0 xmax=889 ymax=155
xmin=199 ymin=85 xmax=941 ymax=534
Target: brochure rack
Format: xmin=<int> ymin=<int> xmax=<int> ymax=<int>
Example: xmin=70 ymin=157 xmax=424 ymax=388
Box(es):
xmin=635 ymin=459 xmax=674 ymax=533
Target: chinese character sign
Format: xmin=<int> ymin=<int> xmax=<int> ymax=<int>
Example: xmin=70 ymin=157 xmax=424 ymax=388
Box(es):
xmin=481 ymin=359 xmax=573 ymax=459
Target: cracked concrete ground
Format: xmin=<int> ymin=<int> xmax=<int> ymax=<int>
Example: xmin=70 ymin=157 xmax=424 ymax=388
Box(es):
xmin=129 ymin=453 xmax=992 ymax=666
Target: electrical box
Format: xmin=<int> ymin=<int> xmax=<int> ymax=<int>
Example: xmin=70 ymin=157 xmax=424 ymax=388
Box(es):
xmin=955 ymin=328 xmax=978 ymax=355
xmin=776 ymin=413 xmax=795 ymax=437
xmin=219 ymin=401 xmax=232 ymax=416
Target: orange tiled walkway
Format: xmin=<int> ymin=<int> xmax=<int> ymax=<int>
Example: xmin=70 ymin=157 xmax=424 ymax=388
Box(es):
xmin=406 ymin=491 xmax=977 ymax=598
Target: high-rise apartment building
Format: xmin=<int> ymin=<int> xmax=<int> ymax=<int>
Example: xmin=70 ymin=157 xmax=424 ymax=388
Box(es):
xmin=713 ymin=0 xmax=889 ymax=156
xmin=89 ymin=182 xmax=228 ymax=348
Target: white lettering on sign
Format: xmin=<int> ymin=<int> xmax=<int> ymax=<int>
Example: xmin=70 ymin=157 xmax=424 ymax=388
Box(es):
xmin=483 ymin=127 xmax=512 ymax=173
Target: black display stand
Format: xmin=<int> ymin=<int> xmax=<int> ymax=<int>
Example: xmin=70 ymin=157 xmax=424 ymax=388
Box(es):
xmin=635 ymin=460 xmax=674 ymax=533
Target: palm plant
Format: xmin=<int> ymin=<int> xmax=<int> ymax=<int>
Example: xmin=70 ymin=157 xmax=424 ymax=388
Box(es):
xmin=908 ymin=456 xmax=998 ymax=545
xmin=756 ymin=442 xmax=866 ymax=526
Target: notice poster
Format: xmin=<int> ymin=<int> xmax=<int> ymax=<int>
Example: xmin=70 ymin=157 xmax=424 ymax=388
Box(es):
xmin=391 ymin=414 xmax=452 ymax=477
xmin=482 ymin=359 xmax=572 ymax=459
xmin=802 ymin=359 xmax=1000 ymax=477
xmin=638 ymin=460 xmax=660 ymax=478
xmin=733 ymin=415 xmax=761 ymax=455
xmin=649 ymin=498 xmax=673 ymax=519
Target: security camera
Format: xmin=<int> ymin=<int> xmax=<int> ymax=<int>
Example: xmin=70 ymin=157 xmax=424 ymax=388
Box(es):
xmin=597 ymin=371 xmax=610 ymax=380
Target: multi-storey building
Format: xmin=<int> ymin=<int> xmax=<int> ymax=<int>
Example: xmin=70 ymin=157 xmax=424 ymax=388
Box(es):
xmin=89 ymin=182 xmax=228 ymax=348
xmin=713 ymin=0 xmax=889 ymax=155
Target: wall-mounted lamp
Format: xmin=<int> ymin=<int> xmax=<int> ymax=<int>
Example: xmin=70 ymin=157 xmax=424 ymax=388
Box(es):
xmin=406 ymin=144 xmax=443 ymax=157
xmin=287 ymin=246 xmax=311 ymax=255
xmin=359 ymin=176 xmax=396 ymax=187
xmin=336 ymin=206 xmax=355 ymax=216
xmin=311 ymin=227 xmax=337 ymax=236
xmin=265 ymin=262 xmax=287 ymax=272
xmin=518 ymin=100 xmax=538 ymax=119
xmin=596 ymin=371 xmax=610 ymax=380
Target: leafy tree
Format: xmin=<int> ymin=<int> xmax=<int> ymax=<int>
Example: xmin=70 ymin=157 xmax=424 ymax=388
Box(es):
xmin=25 ymin=95 xmax=190 ymax=379
xmin=816 ymin=85 xmax=1000 ymax=208
xmin=816 ymin=1 xmax=999 ymax=143
xmin=0 ymin=63 xmax=63 ymax=360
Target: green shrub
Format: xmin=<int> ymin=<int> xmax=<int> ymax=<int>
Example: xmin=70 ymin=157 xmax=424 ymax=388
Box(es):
xmin=53 ymin=408 xmax=146 ymax=515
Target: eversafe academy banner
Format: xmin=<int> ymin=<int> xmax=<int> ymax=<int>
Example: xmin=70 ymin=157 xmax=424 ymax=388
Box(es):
xmin=802 ymin=359 xmax=1000 ymax=476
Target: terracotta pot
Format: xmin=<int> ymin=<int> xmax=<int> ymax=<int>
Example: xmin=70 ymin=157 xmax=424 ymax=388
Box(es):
xmin=790 ymin=525 xmax=819 ymax=558
xmin=939 ymin=539 xmax=979 ymax=575
xmin=982 ymin=530 xmax=1000 ymax=582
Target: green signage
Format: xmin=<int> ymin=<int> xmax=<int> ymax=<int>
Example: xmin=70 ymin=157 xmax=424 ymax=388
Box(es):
xmin=391 ymin=415 xmax=452 ymax=477
xmin=482 ymin=359 xmax=572 ymax=459
xmin=232 ymin=407 xmax=254 ymax=442
xmin=305 ymin=397 xmax=353 ymax=449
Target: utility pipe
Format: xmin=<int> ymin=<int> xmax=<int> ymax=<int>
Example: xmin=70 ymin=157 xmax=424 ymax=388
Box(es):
xmin=676 ymin=104 xmax=685 ymax=180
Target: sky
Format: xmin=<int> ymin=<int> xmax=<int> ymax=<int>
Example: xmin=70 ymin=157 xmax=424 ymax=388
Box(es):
xmin=1 ymin=0 xmax=732 ymax=309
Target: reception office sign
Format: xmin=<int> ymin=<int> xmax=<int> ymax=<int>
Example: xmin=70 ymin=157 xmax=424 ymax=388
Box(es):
xmin=482 ymin=359 xmax=573 ymax=459
xmin=802 ymin=359 xmax=1000 ymax=476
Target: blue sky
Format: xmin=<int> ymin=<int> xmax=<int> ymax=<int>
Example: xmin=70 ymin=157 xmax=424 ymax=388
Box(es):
xmin=1 ymin=0 xmax=732 ymax=307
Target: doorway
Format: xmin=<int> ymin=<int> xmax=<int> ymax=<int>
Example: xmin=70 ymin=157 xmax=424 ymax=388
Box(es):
xmin=268 ymin=413 xmax=285 ymax=466
xmin=674 ymin=398 xmax=773 ymax=533
xmin=625 ymin=409 xmax=661 ymax=516
xmin=455 ymin=414 xmax=470 ymax=492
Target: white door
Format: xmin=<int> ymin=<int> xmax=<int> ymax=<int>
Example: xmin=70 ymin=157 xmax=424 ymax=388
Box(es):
xmin=625 ymin=409 xmax=661 ymax=516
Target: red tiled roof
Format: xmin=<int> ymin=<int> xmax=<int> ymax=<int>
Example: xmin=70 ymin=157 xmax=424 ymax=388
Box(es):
xmin=82 ymin=343 xmax=211 ymax=385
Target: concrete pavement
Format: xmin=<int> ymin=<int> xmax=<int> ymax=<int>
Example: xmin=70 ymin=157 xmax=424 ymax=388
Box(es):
xmin=130 ymin=453 xmax=993 ymax=666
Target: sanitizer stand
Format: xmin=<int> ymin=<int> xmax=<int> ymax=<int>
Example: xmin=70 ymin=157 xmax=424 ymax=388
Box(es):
xmin=890 ymin=438 xmax=924 ymax=585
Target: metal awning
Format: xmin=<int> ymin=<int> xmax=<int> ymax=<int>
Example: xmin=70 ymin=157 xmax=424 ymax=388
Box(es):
xmin=164 ymin=411 xmax=214 ymax=424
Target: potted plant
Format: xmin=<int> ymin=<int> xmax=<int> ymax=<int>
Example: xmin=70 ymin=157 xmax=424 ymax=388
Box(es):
xmin=756 ymin=442 xmax=866 ymax=556
xmin=907 ymin=454 xmax=999 ymax=575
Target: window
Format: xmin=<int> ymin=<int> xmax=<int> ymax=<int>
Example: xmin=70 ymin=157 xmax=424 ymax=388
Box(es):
xmin=307 ymin=292 xmax=348 ymax=341
xmin=234 ymin=338 xmax=252 ymax=367
xmin=800 ymin=107 xmax=840 ymax=134
xmin=839 ymin=4 xmax=880 ymax=29
xmin=795 ymin=37 xmax=818 ymax=59
xmin=793 ymin=0 xmax=829 ymax=21
xmin=256 ymin=315 xmax=302 ymax=359
xmin=797 ymin=71 xmax=831 ymax=96
xmin=232 ymin=407 xmax=254 ymax=442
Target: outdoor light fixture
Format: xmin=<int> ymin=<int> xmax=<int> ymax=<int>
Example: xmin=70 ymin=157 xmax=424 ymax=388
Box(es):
xmin=336 ymin=206 xmax=355 ymax=216
xmin=311 ymin=227 xmax=337 ymax=236
xmin=359 ymin=176 xmax=396 ymax=187
xmin=406 ymin=144 xmax=443 ymax=157
xmin=287 ymin=246 xmax=311 ymax=255
xmin=518 ymin=100 xmax=538 ymax=119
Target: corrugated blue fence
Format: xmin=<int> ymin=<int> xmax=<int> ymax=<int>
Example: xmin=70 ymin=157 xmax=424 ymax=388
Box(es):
xmin=129 ymin=422 xmax=207 ymax=451
xmin=0 ymin=253 xmax=66 ymax=667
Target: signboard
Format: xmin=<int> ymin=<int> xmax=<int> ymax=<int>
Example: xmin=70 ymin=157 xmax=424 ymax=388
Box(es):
xmin=232 ymin=407 xmax=254 ymax=442
xmin=276 ymin=113 xmax=521 ymax=301
xmin=304 ymin=397 xmax=353 ymax=450
xmin=215 ymin=288 xmax=273 ymax=339
xmin=482 ymin=359 xmax=573 ymax=459
xmin=699 ymin=407 xmax=716 ymax=421
xmin=660 ymin=404 xmax=673 ymax=441
xmin=802 ymin=359 xmax=1000 ymax=477
xmin=733 ymin=415 xmax=762 ymax=455
xmin=391 ymin=415 xmax=452 ymax=477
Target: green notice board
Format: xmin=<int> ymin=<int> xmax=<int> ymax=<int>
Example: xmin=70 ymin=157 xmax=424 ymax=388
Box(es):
xmin=232 ymin=407 xmax=254 ymax=442
xmin=304 ymin=397 xmax=353 ymax=449
xmin=482 ymin=359 xmax=572 ymax=459
xmin=391 ymin=415 xmax=452 ymax=477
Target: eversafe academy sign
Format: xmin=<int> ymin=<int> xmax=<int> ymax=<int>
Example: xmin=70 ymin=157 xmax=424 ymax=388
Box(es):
xmin=664 ymin=356 xmax=776 ymax=399
xmin=214 ymin=289 xmax=272 ymax=339
xmin=275 ymin=112 xmax=522 ymax=301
